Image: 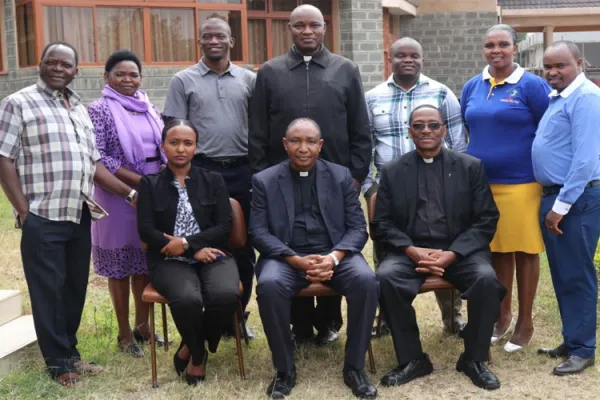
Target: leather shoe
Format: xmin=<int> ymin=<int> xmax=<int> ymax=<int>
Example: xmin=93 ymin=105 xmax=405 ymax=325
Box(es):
xmin=380 ymin=354 xmax=434 ymax=386
xmin=291 ymin=331 xmax=314 ymax=347
xmin=538 ymin=344 xmax=568 ymax=359
xmin=456 ymin=353 xmax=500 ymax=390
xmin=315 ymin=328 xmax=339 ymax=346
xmin=553 ymin=355 xmax=595 ymax=376
xmin=266 ymin=367 xmax=296 ymax=399
xmin=343 ymin=369 xmax=377 ymax=398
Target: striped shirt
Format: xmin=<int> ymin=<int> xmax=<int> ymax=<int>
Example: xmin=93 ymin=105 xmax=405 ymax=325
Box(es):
xmin=0 ymin=80 xmax=106 ymax=223
xmin=362 ymin=74 xmax=467 ymax=193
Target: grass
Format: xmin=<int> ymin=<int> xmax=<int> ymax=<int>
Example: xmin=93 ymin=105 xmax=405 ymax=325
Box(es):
xmin=0 ymin=194 xmax=599 ymax=400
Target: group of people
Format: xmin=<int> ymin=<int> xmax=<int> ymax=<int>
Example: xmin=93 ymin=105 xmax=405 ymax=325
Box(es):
xmin=0 ymin=2 xmax=599 ymax=398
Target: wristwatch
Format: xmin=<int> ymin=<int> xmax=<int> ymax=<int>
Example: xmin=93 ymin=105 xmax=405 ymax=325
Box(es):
xmin=182 ymin=238 xmax=189 ymax=251
xmin=330 ymin=252 xmax=340 ymax=267
xmin=125 ymin=189 xmax=137 ymax=204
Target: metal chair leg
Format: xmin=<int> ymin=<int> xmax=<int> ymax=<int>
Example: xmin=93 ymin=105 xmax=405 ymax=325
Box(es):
xmin=233 ymin=308 xmax=246 ymax=379
xmin=149 ymin=302 xmax=158 ymax=388
xmin=161 ymin=303 xmax=169 ymax=351
xmin=375 ymin=311 xmax=383 ymax=338
xmin=367 ymin=341 xmax=376 ymax=374
xmin=238 ymin=301 xmax=249 ymax=346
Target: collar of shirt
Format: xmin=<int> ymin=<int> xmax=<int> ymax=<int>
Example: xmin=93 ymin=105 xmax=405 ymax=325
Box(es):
xmin=197 ymin=58 xmax=236 ymax=77
xmin=549 ymin=72 xmax=586 ymax=98
xmin=386 ymin=73 xmax=431 ymax=93
xmin=36 ymin=79 xmax=81 ymax=105
xmin=288 ymin=45 xmax=329 ymax=69
xmin=482 ymin=64 xmax=525 ymax=84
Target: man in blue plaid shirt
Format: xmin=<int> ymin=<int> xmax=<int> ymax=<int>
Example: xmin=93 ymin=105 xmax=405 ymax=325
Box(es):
xmin=364 ymin=38 xmax=468 ymax=334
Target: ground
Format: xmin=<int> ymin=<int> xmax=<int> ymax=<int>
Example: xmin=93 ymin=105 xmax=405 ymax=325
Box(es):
xmin=0 ymin=194 xmax=599 ymax=400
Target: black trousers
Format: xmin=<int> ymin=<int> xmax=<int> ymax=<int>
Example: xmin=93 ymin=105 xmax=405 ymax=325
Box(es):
xmin=256 ymin=253 xmax=379 ymax=372
xmin=193 ymin=155 xmax=255 ymax=311
xmin=376 ymin=251 xmax=506 ymax=365
xmin=150 ymin=257 xmax=239 ymax=364
xmin=20 ymin=209 xmax=91 ymax=378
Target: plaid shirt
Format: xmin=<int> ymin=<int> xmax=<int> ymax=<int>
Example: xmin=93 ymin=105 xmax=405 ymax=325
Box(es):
xmin=0 ymin=80 xmax=107 ymax=223
xmin=362 ymin=74 xmax=467 ymax=193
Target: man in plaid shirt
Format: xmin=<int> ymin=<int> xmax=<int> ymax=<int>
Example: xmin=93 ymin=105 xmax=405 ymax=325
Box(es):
xmin=0 ymin=42 xmax=134 ymax=387
xmin=364 ymin=38 xmax=468 ymax=335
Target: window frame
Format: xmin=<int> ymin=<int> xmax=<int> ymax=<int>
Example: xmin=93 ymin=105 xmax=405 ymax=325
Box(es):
xmin=0 ymin=0 xmax=6 ymax=74
xmin=18 ymin=0 xmax=336 ymax=68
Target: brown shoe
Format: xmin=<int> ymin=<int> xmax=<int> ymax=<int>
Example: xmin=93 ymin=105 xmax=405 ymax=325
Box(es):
xmin=55 ymin=372 xmax=81 ymax=388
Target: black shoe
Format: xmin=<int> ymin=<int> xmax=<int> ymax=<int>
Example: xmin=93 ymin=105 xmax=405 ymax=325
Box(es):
xmin=538 ymin=344 xmax=568 ymax=359
xmin=117 ymin=336 xmax=144 ymax=358
xmin=173 ymin=341 xmax=188 ymax=376
xmin=133 ymin=328 xmax=166 ymax=347
xmin=553 ymin=355 xmax=595 ymax=376
xmin=380 ymin=354 xmax=434 ymax=387
xmin=371 ymin=319 xmax=391 ymax=339
xmin=444 ymin=320 xmax=466 ymax=336
xmin=456 ymin=353 xmax=500 ymax=390
xmin=245 ymin=326 xmax=256 ymax=340
xmin=315 ymin=328 xmax=339 ymax=346
xmin=291 ymin=331 xmax=314 ymax=347
xmin=343 ymin=369 xmax=377 ymax=398
xmin=185 ymin=351 xmax=208 ymax=385
xmin=222 ymin=322 xmax=256 ymax=341
xmin=266 ymin=367 xmax=297 ymax=399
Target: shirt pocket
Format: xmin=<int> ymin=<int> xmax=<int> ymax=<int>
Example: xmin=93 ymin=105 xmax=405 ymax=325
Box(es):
xmin=372 ymin=105 xmax=392 ymax=133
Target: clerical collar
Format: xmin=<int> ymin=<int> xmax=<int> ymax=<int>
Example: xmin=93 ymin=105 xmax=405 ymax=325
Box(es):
xmin=419 ymin=151 xmax=443 ymax=164
xmin=290 ymin=165 xmax=315 ymax=178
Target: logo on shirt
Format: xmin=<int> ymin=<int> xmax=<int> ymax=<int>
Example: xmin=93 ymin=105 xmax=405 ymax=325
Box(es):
xmin=500 ymin=89 xmax=520 ymax=104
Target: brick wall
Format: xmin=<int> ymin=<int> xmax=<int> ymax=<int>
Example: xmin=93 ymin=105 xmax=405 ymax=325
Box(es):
xmin=397 ymin=11 xmax=499 ymax=96
xmin=339 ymin=0 xmax=384 ymax=91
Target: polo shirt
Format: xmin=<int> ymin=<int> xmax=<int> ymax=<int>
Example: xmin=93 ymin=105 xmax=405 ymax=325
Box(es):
xmin=461 ymin=65 xmax=551 ymax=184
xmin=163 ymin=59 xmax=256 ymax=158
xmin=532 ymin=73 xmax=600 ymax=215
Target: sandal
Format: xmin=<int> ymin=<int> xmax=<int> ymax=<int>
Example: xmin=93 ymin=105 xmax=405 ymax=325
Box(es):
xmin=74 ymin=360 xmax=104 ymax=375
xmin=55 ymin=372 xmax=81 ymax=388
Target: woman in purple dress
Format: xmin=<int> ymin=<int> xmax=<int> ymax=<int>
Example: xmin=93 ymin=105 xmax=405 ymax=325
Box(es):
xmin=88 ymin=50 xmax=166 ymax=356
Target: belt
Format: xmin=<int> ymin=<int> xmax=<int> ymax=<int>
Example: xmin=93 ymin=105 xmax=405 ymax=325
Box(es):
xmin=194 ymin=154 xmax=248 ymax=168
xmin=542 ymin=179 xmax=600 ymax=196
xmin=145 ymin=155 xmax=161 ymax=163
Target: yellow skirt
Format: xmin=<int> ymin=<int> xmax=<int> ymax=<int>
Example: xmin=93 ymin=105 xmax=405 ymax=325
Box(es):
xmin=489 ymin=183 xmax=544 ymax=254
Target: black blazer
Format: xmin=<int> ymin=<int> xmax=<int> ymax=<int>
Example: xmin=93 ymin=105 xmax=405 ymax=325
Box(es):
xmin=137 ymin=165 xmax=232 ymax=269
xmin=372 ymin=148 xmax=499 ymax=259
xmin=249 ymin=159 xmax=368 ymax=259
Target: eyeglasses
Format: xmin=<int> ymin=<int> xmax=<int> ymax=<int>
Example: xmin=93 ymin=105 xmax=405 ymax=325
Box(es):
xmin=411 ymin=123 xmax=444 ymax=132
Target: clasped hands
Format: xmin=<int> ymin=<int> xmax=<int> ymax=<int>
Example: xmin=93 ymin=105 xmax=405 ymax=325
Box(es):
xmin=405 ymin=246 xmax=457 ymax=276
xmin=286 ymin=254 xmax=336 ymax=283
xmin=161 ymin=233 xmax=225 ymax=263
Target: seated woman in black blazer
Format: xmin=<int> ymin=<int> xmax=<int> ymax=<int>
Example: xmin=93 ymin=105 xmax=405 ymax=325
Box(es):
xmin=137 ymin=119 xmax=239 ymax=385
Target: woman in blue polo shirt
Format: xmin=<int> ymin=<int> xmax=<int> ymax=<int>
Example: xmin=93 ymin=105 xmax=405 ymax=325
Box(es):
xmin=461 ymin=24 xmax=551 ymax=353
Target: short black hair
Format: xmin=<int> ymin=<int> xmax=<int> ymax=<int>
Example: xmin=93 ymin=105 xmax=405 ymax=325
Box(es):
xmin=285 ymin=118 xmax=321 ymax=138
xmin=485 ymin=24 xmax=518 ymax=44
xmin=161 ymin=119 xmax=199 ymax=143
xmin=549 ymin=40 xmax=582 ymax=60
xmin=200 ymin=16 xmax=231 ymax=36
xmin=105 ymin=50 xmax=142 ymax=74
xmin=40 ymin=41 xmax=79 ymax=66
xmin=409 ymin=105 xmax=443 ymax=126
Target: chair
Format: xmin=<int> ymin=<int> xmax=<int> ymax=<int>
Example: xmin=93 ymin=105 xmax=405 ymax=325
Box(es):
xmin=142 ymin=198 xmax=250 ymax=388
xmin=296 ymin=283 xmax=377 ymax=374
xmin=366 ymin=193 xmax=456 ymax=338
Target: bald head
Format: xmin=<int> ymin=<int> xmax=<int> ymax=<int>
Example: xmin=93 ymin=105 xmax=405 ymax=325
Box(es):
xmin=200 ymin=17 xmax=231 ymax=36
xmin=290 ymin=4 xmax=324 ymax=24
xmin=391 ymin=37 xmax=422 ymax=56
xmin=286 ymin=118 xmax=321 ymax=138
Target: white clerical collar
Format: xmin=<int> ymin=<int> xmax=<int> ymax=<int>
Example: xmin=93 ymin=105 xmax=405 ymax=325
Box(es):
xmin=482 ymin=64 xmax=525 ymax=84
xmin=422 ymin=158 xmax=434 ymax=164
xmin=303 ymin=55 xmax=312 ymax=63
xmin=549 ymin=72 xmax=586 ymax=98
xmin=299 ymin=171 xmax=309 ymax=177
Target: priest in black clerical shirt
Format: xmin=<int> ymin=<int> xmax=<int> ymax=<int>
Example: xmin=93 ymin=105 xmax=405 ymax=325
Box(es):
xmin=372 ymin=105 xmax=506 ymax=390
xmin=249 ymin=118 xmax=379 ymax=399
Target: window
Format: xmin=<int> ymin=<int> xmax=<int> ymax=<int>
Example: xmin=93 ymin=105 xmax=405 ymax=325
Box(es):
xmin=198 ymin=10 xmax=243 ymax=62
xmin=44 ymin=7 xmax=95 ymax=62
xmin=151 ymin=9 xmax=196 ymax=62
xmin=0 ymin=2 xmax=5 ymax=72
xmin=16 ymin=3 xmax=36 ymax=67
xmin=97 ymin=8 xmax=145 ymax=62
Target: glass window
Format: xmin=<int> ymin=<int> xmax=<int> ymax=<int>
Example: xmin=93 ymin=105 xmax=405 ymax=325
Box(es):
xmin=301 ymin=0 xmax=331 ymax=15
xmin=44 ymin=7 xmax=95 ymax=63
xmin=248 ymin=19 xmax=267 ymax=64
xmin=272 ymin=0 xmax=298 ymax=12
xmin=271 ymin=20 xmax=293 ymax=58
xmin=96 ymin=8 xmax=145 ymax=62
xmin=198 ymin=10 xmax=243 ymax=62
xmin=16 ymin=4 xmax=36 ymax=67
xmin=197 ymin=0 xmax=242 ymax=4
xmin=151 ymin=9 xmax=196 ymax=62
xmin=247 ymin=0 xmax=266 ymax=11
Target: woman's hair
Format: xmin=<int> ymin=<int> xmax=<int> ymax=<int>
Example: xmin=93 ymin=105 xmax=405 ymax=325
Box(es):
xmin=161 ymin=118 xmax=199 ymax=143
xmin=104 ymin=50 xmax=142 ymax=74
xmin=485 ymin=24 xmax=518 ymax=44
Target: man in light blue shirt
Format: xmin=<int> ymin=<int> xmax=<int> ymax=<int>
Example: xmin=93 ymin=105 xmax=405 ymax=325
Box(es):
xmin=532 ymin=41 xmax=600 ymax=376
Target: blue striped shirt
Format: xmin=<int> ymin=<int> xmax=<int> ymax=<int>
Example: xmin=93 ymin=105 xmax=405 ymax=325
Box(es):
xmin=362 ymin=74 xmax=467 ymax=193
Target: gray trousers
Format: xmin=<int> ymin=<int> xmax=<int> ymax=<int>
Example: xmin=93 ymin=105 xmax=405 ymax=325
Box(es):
xmin=256 ymin=253 xmax=379 ymax=372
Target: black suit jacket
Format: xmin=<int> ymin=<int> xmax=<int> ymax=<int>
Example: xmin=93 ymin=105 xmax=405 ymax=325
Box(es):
xmin=372 ymin=148 xmax=499 ymax=258
xmin=249 ymin=159 xmax=368 ymax=259
xmin=137 ymin=166 xmax=232 ymax=269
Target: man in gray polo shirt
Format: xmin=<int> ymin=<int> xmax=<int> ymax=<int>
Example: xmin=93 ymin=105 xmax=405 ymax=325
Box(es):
xmin=163 ymin=17 xmax=256 ymax=338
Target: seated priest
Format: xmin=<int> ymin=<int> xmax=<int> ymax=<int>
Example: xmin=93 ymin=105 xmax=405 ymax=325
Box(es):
xmin=372 ymin=105 xmax=506 ymax=390
xmin=249 ymin=118 xmax=380 ymax=399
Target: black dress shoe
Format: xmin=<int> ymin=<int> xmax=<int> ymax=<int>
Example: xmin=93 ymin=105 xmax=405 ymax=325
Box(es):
xmin=553 ymin=355 xmax=595 ymax=376
xmin=266 ymin=367 xmax=296 ymax=399
xmin=371 ymin=319 xmax=391 ymax=338
xmin=455 ymin=353 xmax=500 ymax=390
xmin=133 ymin=328 xmax=167 ymax=347
xmin=117 ymin=336 xmax=144 ymax=358
xmin=292 ymin=331 xmax=314 ymax=347
xmin=380 ymin=354 xmax=434 ymax=386
xmin=315 ymin=328 xmax=340 ymax=346
xmin=538 ymin=344 xmax=568 ymax=359
xmin=173 ymin=341 xmax=188 ymax=376
xmin=343 ymin=369 xmax=377 ymax=398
